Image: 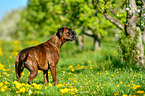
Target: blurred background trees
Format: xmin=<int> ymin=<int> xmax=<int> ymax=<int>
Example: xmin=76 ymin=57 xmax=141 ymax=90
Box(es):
xmin=0 ymin=0 xmax=145 ymax=66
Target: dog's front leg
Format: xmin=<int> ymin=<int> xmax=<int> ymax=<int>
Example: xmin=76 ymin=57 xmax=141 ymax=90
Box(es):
xmin=50 ymin=64 xmax=58 ymax=86
xmin=43 ymin=70 xmax=49 ymax=84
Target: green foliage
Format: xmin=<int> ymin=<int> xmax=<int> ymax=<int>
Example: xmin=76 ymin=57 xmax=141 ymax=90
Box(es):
xmin=118 ymin=30 xmax=139 ymax=66
xmin=19 ymin=0 xmax=63 ymax=39
xmin=19 ymin=0 xmax=115 ymax=40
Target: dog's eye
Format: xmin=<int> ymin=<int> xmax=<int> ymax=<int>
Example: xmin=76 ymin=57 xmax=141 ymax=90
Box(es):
xmin=66 ymin=32 xmax=70 ymax=36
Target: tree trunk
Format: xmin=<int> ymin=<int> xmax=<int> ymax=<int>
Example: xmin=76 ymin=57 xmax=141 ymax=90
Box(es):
xmin=143 ymin=28 xmax=145 ymax=43
xmin=126 ymin=0 xmax=144 ymax=65
xmin=77 ymin=35 xmax=84 ymax=51
xmin=137 ymin=27 xmax=144 ymax=65
xmin=94 ymin=33 xmax=101 ymax=51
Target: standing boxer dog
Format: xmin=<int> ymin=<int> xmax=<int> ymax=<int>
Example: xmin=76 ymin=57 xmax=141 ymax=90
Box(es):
xmin=15 ymin=27 xmax=77 ymax=85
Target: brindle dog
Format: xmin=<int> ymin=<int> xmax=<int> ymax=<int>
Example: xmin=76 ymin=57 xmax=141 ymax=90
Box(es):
xmin=15 ymin=27 xmax=77 ymax=85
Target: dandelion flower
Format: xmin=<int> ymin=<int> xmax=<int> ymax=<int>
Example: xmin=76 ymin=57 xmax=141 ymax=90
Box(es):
xmin=126 ymin=85 xmax=130 ymax=87
xmin=136 ymin=90 xmax=144 ymax=94
xmin=122 ymin=94 xmax=128 ymax=96
xmin=20 ymin=87 xmax=26 ymax=93
xmin=117 ymin=84 xmax=119 ymax=87
xmin=48 ymin=83 xmax=52 ymax=87
xmin=114 ymin=93 xmax=119 ymax=95
xmin=120 ymin=82 xmax=123 ymax=84
xmin=1 ymin=87 xmax=5 ymax=92
xmin=0 ymin=82 xmax=3 ymax=87
xmin=57 ymin=84 xmax=63 ymax=88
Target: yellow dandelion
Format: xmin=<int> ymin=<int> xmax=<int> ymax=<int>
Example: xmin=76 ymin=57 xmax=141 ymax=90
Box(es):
xmin=14 ymin=40 xmax=21 ymax=44
xmin=86 ymin=82 xmax=88 ymax=85
xmin=74 ymin=80 xmax=77 ymax=83
xmin=90 ymin=67 xmax=93 ymax=69
xmin=133 ymin=84 xmax=141 ymax=89
xmin=120 ymin=82 xmax=123 ymax=84
xmin=68 ymin=65 xmax=73 ymax=69
xmin=0 ymin=63 xmax=4 ymax=70
xmin=134 ymin=75 xmax=137 ymax=77
xmin=103 ymin=68 xmax=105 ymax=70
xmin=16 ymin=83 xmax=22 ymax=89
xmin=0 ymin=82 xmax=3 ymax=87
xmin=38 ymin=70 xmax=41 ymax=73
xmin=3 ymin=69 xmax=9 ymax=71
xmin=34 ymin=91 xmax=39 ymax=94
xmin=138 ymin=73 xmax=141 ymax=75
xmin=20 ymin=87 xmax=26 ymax=93
xmin=57 ymin=84 xmax=63 ymax=88
xmin=32 ymin=83 xmax=37 ymax=86
xmin=68 ymin=78 xmax=73 ymax=80
xmin=60 ymin=88 xmax=69 ymax=93
xmin=36 ymin=84 xmax=42 ymax=89
xmin=0 ymin=47 xmax=3 ymax=56
xmin=114 ymin=93 xmax=119 ymax=96
xmin=136 ymin=90 xmax=144 ymax=94
xmin=70 ymin=92 xmax=75 ymax=94
xmin=117 ymin=72 xmax=119 ymax=74
xmin=3 ymin=72 xmax=7 ymax=75
xmin=14 ymin=81 xmax=19 ymax=84
xmin=111 ymin=74 xmax=114 ymax=76
xmin=21 ymin=72 xmax=25 ymax=76
xmin=68 ymin=72 xmax=71 ymax=75
xmin=119 ymin=68 xmax=121 ymax=70
xmin=48 ymin=83 xmax=52 ymax=87
xmin=106 ymin=73 xmax=109 ymax=75
xmin=87 ymin=60 xmax=91 ymax=64
xmin=130 ymin=80 xmax=133 ymax=82
xmin=126 ymin=85 xmax=130 ymax=87
xmin=3 ymin=85 xmax=7 ymax=89
xmin=1 ymin=87 xmax=5 ymax=92
xmin=16 ymin=91 xmax=19 ymax=93
xmin=117 ymin=84 xmax=119 ymax=87
xmin=122 ymin=94 xmax=128 ymax=96
xmin=72 ymin=68 xmax=74 ymax=72
xmin=97 ymin=72 xmax=100 ymax=75
xmin=25 ymin=84 xmax=30 ymax=87
xmin=9 ymin=56 xmax=12 ymax=59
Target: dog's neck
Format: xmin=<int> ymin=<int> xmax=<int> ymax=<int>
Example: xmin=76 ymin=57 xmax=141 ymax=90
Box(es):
xmin=47 ymin=33 xmax=67 ymax=51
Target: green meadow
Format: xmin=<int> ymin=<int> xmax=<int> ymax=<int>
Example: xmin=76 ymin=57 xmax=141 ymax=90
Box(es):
xmin=0 ymin=39 xmax=145 ymax=96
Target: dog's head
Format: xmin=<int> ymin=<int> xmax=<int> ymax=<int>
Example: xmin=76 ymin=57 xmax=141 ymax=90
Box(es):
xmin=56 ymin=27 xmax=77 ymax=41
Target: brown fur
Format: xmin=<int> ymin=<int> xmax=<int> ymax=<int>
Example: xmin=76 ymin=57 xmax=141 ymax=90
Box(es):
xmin=15 ymin=27 xmax=77 ymax=85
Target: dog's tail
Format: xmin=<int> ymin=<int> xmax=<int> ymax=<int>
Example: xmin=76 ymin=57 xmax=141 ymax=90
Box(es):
xmin=15 ymin=52 xmax=28 ymax=82
xmin=15 ymin=53 xmax=21 ymax=82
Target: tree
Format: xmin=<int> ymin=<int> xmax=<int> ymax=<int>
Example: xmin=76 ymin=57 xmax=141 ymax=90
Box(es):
xmin=0 ymin=10 xmax=20 ymax=40
xmin=98 ymin=0 xmax=145 ymax=65
xmin=19 ymin=0 xmax=116 ymax=51
xmin=61 ymin=0 xmax=114 ymax=51
xmin=19 ymin=0 xmax=64 ymax=39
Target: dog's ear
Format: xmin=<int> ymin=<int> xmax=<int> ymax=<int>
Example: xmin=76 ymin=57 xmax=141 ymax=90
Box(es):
xmin=56 ymin=27 xmax=64 ymax=39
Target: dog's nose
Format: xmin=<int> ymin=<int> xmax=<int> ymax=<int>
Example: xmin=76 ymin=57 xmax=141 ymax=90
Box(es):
xmin=72 ymin=30 xmax=77 ymax=38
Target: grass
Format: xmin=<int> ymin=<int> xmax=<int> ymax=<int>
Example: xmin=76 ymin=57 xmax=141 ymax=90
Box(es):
xmin=0 ymin=39 xmax=145 ymax=96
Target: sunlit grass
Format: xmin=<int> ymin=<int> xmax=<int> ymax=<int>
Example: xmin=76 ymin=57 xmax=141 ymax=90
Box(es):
xmin=0 ymin=40 xmax=145 ymax=95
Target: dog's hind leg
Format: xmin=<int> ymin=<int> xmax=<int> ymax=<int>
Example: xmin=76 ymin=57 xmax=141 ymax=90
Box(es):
xmin=25 ymin=58 xmax=38 ymax=85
